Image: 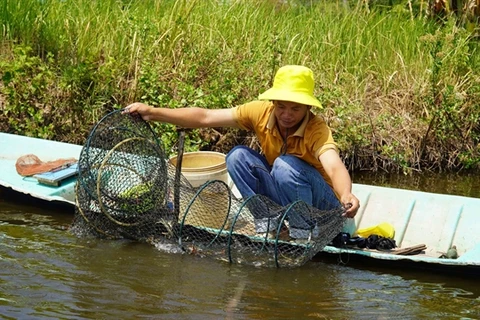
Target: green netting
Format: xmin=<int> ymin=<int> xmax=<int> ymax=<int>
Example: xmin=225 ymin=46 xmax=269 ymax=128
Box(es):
xmin=70 ymin=110 xmax=347 ymax=267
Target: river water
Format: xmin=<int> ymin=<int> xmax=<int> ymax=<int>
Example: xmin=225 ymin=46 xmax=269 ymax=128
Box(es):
xmin=1 ymin=172 xmax=480 ymax=319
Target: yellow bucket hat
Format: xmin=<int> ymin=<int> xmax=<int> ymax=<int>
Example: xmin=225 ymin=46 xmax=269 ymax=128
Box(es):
xmin=258 ymin=65 xmax=322 ymax=108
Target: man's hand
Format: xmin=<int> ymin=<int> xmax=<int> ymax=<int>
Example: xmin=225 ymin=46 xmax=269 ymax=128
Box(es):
xmin=341 ymin=194 xmax=360 ymax=218
xmin=122 ymin=103 xmax=154 ymax=121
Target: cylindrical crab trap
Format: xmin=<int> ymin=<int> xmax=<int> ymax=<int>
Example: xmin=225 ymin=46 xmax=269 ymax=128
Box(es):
xmin=71 ymin=110 xmax=347 ymax=267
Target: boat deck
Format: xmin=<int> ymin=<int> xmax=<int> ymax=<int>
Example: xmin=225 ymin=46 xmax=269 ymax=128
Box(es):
xmin=0 ymin=133 xmax=82 ymax=204
xmin=345 ymin=183 xmax=480 ymax=266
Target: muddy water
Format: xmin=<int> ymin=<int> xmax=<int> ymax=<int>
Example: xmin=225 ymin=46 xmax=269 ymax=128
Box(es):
xmin=1 ymin=173 xmax=480 ymax=319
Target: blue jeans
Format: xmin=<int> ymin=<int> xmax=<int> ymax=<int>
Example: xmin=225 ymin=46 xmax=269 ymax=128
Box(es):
xmin=226 ymin=146 xmax=341 ymax=238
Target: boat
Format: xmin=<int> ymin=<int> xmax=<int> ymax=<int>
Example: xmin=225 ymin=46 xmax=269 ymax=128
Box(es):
xmin=0 ymin=132 xmax=81 ymax=205
xmin=318 ymin=183 xmax=480 ymax=276
xmin=1 ymin=132 xmax=479 ymax=274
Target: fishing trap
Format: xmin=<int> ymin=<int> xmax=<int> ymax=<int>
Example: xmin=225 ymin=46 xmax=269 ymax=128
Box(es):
xmin=70 ymin=110 xmax=346 ymax=267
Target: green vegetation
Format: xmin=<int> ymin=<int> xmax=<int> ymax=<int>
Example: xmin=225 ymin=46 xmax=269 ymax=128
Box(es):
xmin=1 ymin=0 xmax=480 ymax=173
xmin=119 ymin=183 xmax=157 ymax=214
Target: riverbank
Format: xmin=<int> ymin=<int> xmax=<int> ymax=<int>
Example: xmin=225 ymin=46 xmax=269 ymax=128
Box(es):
xmin=1 ymin=0 xmax=479 ymax=173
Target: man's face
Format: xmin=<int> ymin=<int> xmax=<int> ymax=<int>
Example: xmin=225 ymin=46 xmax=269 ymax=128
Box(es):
xmin=273 ymin=100 xmax=309 ymax=130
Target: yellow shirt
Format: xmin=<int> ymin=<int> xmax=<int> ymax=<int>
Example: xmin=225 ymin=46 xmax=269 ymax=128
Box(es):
xmin=232 ymin=101 xmax=338 ymax=189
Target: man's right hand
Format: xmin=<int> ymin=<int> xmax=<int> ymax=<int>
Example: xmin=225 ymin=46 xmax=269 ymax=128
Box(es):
xmin=122 ymin=102 xmax=154 ymax=121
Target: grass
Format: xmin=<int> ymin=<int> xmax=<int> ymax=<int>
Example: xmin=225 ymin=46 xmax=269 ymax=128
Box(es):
xmin=1 ymin=0 xmax=480 ymax=172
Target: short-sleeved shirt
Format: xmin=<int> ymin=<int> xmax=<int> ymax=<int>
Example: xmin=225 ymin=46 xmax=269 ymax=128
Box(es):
xmin=232 ymin=100 xmax=338 ymax=189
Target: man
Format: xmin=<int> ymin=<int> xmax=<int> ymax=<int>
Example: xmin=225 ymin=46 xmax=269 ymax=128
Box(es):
xmin=124 ymin=65 xmax=359 ymax=238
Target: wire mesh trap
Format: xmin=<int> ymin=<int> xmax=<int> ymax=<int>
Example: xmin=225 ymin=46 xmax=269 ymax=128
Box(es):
xmin=70 ymin=110 xmax=347 ymax=267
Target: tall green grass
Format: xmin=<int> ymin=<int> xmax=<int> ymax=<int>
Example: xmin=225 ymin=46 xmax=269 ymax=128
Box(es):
xmin=1 ymin=0 xmax=479 ymax=171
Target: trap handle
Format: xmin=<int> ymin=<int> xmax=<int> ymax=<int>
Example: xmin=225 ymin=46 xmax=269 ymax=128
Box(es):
xmin=174 ymin=129 xmax=186 ymax=218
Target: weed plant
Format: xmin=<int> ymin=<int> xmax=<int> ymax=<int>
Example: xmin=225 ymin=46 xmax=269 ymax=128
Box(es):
xmin=1 ymin=0 xmax=479 ymax=172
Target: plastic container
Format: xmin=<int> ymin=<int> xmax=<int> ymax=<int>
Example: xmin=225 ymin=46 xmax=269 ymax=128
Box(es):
xmin=169 ymin=151 xmax=232 ymax=230
xmin=169 ymin=151 xmax=228 ymax=188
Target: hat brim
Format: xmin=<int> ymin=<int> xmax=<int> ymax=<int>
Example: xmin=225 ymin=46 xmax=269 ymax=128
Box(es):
xmin=259 ymin=88 xmax=322 ymax=108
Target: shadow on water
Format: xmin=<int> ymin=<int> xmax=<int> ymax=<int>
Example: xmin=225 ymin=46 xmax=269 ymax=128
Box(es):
xmin=0 ymin=187 xmax=75 ymax=216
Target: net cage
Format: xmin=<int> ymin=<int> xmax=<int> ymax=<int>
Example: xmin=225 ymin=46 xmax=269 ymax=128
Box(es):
xmin=71 ymin=110 xmax=347 ymax=267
